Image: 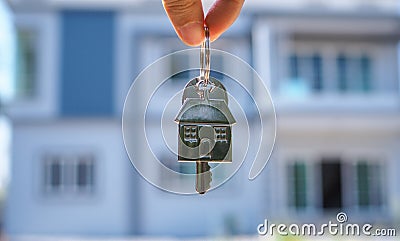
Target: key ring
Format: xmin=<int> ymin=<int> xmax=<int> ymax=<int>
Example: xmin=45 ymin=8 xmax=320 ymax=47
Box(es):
xmin=200 ymin=26 xmax=210 ymax=85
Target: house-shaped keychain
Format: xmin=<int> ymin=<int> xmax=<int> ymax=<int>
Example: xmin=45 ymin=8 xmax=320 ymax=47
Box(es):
xmin=175 ymin=78 xmax=236 ymax=163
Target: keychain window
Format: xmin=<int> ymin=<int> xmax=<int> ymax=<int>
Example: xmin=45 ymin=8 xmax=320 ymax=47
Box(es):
xmin=184 ymin=125 xmax=198 ymax=142
xmin=215 ymin=127 xmax=228 ymax=142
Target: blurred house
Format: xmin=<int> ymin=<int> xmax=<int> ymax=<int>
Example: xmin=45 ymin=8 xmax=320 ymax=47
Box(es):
xmin=4 ymin=0 xmax=400 ymax=239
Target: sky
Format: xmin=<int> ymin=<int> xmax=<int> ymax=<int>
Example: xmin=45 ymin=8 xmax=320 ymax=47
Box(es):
xmin=0 ymin=0 xmax=14 ymax=190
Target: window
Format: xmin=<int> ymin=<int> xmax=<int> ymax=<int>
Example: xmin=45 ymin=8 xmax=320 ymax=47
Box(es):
xmin=210 ymin=53 xmax=224 ymax=80
xmin=337 ymin=54 xmax=347 ymax=91
xmin=289 ymin=54 xmax=299 ymax=79
xmin=287 ymin=157 xmax=385 ymax=214
xmin=48 ymin=158 xmax=62 ymax=190
xmin=360 ymin=56 xmax=371 ymax=91
xmin=179 ymin=162 xmax=196 ymax=181
xmin=179 ymin=163 xmax=195 ymax=174
xmin=184 ymin=125 xmax=198 ymax=142
xmin=288 ymin=53 xmax=323 ymax=93
xmin=44 ymin=156 xmax=63 ymax=192
xmin=356 ymin=162 xmax=383 ymax=208
xmin=215 ymin=127 xmax=228 ymax=142
xmin=170 ymin=53 xmax=191 ymax=80
xmin=43 ymin=154 xmax=95 ymax=195
xmin=321 ymin=159 xmax=342 ymax=211
xmin=76 ymin=156 xmax=95 ymax=191
xmin=61 ymin=11 xmax=115 ymax=116
xmin=159 ymin=153 xmax=196 ymax=185
xmin=285 ymin=43 xmax=377 ymax=96
xmin=15 ymin=28 xmax=37 ymax=97
xmin=312 ymin=54 xmax=323 ymax=91
xmin=288 ymin=162 xmax=308 ymax=210
xmin=336 ymin=54 xmax=371 ymax=93
xmin=169 ymin=51 xmax=226 ymax=82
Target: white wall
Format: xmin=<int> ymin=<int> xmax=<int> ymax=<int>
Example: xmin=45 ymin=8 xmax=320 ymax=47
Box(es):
xmin=135 ymin=121 xmax=267 ymax=237
xmin=5 ymin=120 xmax=136 ymax=236
xmin=0 ymin=118 xmax=10 ymax=192
xmin=273 ymin=117 xmax=400 ymax=222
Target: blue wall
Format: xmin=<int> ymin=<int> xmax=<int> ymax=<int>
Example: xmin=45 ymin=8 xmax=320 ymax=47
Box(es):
xmin=60 ymin=11 xmax=115 ymax=116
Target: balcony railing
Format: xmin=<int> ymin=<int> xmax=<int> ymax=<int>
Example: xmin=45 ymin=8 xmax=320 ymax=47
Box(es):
xmin=248 ymin=0 xmax=399 ymax=13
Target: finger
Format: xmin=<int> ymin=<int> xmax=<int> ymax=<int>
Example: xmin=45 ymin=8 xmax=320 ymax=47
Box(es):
xmin=205 ymin=0 xmax=244 ymax=41
xmin=162 ymin=0 xmax=205 ymax=46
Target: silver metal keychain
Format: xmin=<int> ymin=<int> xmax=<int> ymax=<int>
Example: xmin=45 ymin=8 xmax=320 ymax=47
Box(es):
xmin=175 ymin=26 xmax=236 ymax=194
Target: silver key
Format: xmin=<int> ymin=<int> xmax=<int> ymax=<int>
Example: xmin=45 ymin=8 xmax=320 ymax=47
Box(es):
xmin=174 ymin=27 xmax=236 ymax=194
xmin=175 ymin=77 xmax=235 ymax=194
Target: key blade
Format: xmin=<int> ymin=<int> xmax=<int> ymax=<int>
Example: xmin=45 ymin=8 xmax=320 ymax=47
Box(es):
xmin=196 ymin=162 xmax=212 ymax=194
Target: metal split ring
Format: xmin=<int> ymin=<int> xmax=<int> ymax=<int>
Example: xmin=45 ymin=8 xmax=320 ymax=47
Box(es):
xmin=200 ymin=26 xmax=210 ymax=85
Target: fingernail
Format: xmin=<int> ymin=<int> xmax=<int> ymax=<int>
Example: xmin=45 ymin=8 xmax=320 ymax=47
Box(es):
xmin=178 ymin=22 xmax=204 ymax=46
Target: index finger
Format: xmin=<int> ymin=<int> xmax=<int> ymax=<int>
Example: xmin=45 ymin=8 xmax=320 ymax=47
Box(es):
xmin=162 ymin=0 xmax=205 ymax=46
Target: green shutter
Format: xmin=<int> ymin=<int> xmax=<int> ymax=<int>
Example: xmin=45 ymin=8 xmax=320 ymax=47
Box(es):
xmin=289 ymin=162 xmax=307 ymax=209
xmin=360 ymin=56 xmax=371 ymax=92
xmin=15 ymin=29 xmax=36 ymax=97
xmin=357 ymin=162 xmax=370 ymax=207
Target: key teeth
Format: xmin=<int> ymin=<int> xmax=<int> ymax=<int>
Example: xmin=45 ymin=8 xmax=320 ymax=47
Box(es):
xmin=196 ymin=162 xmax=212 ymax=195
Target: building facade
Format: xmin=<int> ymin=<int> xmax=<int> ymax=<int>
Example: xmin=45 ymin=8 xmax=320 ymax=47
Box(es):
xmin=4 ymin=0 xmax=400 ymax=238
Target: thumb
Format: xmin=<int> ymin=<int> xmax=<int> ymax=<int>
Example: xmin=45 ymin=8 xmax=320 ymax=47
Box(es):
xmin=162 ymin=0 xmax=205 ymax=46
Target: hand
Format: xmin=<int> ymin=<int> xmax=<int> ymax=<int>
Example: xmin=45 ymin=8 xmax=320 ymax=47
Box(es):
xmin=162 ymin=0 xmax=245 ymax=46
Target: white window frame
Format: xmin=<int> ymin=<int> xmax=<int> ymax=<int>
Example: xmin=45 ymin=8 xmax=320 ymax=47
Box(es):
xmin=74 ymin=155 xmax=95 ymax=193
xmin=350 ymin=158 xmax=386 ymax=211
xmin=44 ymin=155 xmax=64 ymax=193
xmin=280 ymin=147 xmax=389 ymax=220
xmin=253 ymin=17 xmax=400 ymax=112
xmin=43 ymin=153 xmax=96 ymax=196
xmin=275 ymin=39 xmax=400 ymax=111
xmin=283 ymin=41 xmax=381 ymax=94
xmin=286 ymin=159 xmax=316 ymax=214
xmin=9 ymin=13 xmax=59 ymax=119
xmin=14 ymin=27 xmax=38 ymax=98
